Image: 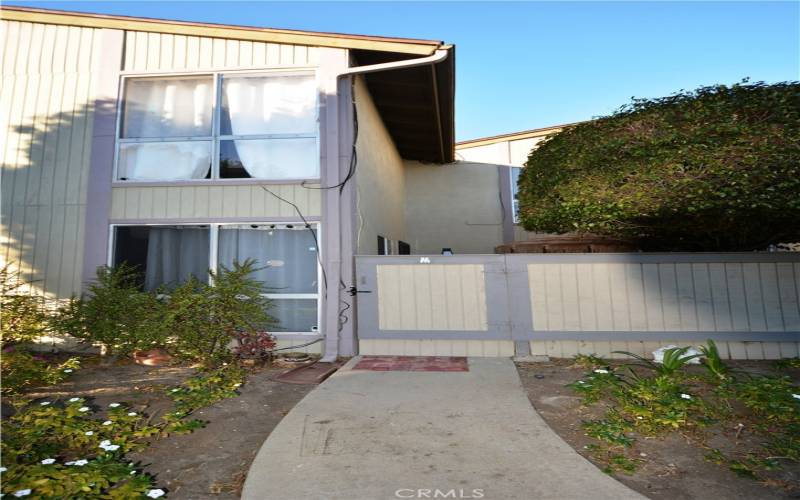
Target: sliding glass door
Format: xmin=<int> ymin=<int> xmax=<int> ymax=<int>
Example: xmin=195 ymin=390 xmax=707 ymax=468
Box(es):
xmin=110 ymin=223 xmax=320 ymax=334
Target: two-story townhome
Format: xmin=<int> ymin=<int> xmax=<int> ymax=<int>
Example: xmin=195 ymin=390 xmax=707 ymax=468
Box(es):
xmin=1 ymin=6 xmax=461 ymax=358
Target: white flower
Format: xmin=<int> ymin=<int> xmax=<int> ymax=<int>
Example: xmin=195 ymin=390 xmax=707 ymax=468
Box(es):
xmin=68 ymin=397 xmax=81 ymax=402
xmin=39 ymin=402 xmax=50 ymax=406
xmin=102 ymin=420 xmax=112 ymax=426
xmin=127 ymin=412 xmax=137 ymax=416
xmin=40 ymin=458 xmax=56 ymax=465
xmin=78 ymin=407 xmax=90 ymax=412
xmin=170 ymin=388 xmax=180 ymax=392
xmin=233 ymin=383 xmax=241 ymax=387
xmin=13 ymin=490 xmax=31 ymax=497
xmin=64 ymin=461 xmax=75 ymax=466
xmin=130 ymin=470 xmax=137 ymax=475
xmin=146 ymin=489 xmax=166 ymax=499
xmin=792 ymin=394 xmax=800 ymax=400
xmin=593 ymin=369 xmax=609 ymax=374
xmin=63 ymin=369 xmax=73 ymax=373
xmin=98 ymin=440 xmax=119 ymax=451
xmin=71 ymin=460 xmax=88 ymax=466
xmin=636 ymin=416 xmax=644 ymax=420
xmin=577 ymin=381 xmax=585 ymax=384
xmin=84 ymin=431 xmax=94 ymax=436
xmin=680 ymin=393 xmax=692 ymax=400
xmin=109 ymin=403 xmax=121 ymax=408
xmin=0 ymin=466 xmax=6 ymax=472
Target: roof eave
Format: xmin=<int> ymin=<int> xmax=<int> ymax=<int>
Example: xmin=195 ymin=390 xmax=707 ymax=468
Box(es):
xmin=0 ymin=6 xmax=443 ymax=55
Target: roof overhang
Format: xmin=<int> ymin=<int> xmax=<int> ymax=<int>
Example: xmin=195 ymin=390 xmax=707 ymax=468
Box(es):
xmin=352 ymin=47 xmax=456 ymax=163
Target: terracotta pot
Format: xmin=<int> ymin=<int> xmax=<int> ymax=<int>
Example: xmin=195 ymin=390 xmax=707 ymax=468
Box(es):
xmin=133 ymin=348 xmax=172 ymax=366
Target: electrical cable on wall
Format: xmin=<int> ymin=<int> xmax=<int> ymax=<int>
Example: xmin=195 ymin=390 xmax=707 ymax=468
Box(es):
xmin=258 ymin=185 xmax=326 ymax=291
xmin=258 ymin=79 xmax=360 ymax=340
xmin=300 ymin=79 xmax=359 ymax=194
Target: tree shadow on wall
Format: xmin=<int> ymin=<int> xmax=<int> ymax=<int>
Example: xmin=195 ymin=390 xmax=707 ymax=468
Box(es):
xmin=1 ymin=99 xmax=116 ymax=300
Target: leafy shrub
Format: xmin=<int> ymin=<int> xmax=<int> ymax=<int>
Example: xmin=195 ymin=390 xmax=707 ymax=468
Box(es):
xmin=518 ymin=81 xmax=800 ymax=250
xmin=232 ymin=330 xmax=277 ymax=360
xmin=1 ymin=266 xmax=81 ymax=395
xmin=1 ymin=364 xmax=247 ymax=498
xmin=1 ymin=266 xmax=49 ymax=345
xmin=52 ymin=265 xmax=168 ymax=356
xmin=162 ymin=365 xmax=245 ymax=433
xmin=1 ymin=350 xmax=80 ymax=395
xmin=165 ymin=260 xmax=277 ymax=365
xmin=1 ymin=398 xmax=160 ymax=498
xmin=52 ymin=260 xmax=278 ymax=365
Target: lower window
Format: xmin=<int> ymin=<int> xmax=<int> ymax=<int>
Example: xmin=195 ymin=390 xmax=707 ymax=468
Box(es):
xmin=111 ymin=223 xmax=320 ymax=334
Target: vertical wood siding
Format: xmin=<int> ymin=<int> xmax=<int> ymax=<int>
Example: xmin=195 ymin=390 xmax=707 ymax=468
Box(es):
xmin=360 ymin=339 xmax=514 ymax=357
xmin=122 ymin=31 xmax=318 ymax=71
xmin=110 ymin=184 xmax=321 ymax=220
xmin=528 ymin=262 xmax=800 ymax=333
xmin=529 ymin=340 xmax=800 ymax=361
xmin=376 ymin=264 xmax=488 ymax=331
xmin=1 ymin=20 xmax=99 ymax=298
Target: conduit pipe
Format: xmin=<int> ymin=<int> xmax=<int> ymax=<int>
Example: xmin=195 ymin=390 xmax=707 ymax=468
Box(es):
xmin=319 ymin=48 xmax=450 ymax=363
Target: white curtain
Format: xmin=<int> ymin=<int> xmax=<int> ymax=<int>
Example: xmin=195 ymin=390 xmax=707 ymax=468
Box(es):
xmin=217 ymin=226 xmax=318 ymax=294
xmin=119 ymin=142 xmax=211 ymax=180
xmin=222 ymin=75 xmax=317 ymax=179
xmin=120 ymin=77 xmax=213 ymax=181
xmin=123 ymin=78 xmax=212 ymax=138
xmin=144 ymin=227 xmax=210 ymax=291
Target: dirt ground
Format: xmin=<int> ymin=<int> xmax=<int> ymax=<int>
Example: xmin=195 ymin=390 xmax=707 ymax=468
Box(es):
xmin=26 ymin=357 xmax=314 ymax=499
xmin=516 ymin=359 xmax=800 ymax=500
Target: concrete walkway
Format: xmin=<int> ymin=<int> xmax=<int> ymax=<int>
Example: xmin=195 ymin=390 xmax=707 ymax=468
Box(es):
xmin=243 ymin=357 xmax=645 ymax=500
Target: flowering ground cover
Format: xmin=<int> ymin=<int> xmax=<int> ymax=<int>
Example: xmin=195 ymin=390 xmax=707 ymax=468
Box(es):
xmin=516 ymin=353 xmax=800 ymax=499
xmin=1 ymin=357 xmax=313 ymax=499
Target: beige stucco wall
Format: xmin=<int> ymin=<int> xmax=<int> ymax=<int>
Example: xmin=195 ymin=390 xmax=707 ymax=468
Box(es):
xmin=456 ymin=135 xmax=547 ymax=167
xmin=353 ymin=75 xmax=407 ymax=254
xmin=455 ymin=134 xmax=551 ymax=244
xmin=1 ymin=20 xmax=100 ymax=298
xmin=404 ymin=160 xmax=504 ymax=254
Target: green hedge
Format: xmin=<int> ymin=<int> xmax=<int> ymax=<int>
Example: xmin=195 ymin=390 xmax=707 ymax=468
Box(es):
xmin=518 ymin=81 xmax=800 ymax=250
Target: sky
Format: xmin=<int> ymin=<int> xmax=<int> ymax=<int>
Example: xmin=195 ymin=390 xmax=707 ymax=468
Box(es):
xmin=6 ymin=1 xmax=799 ymax=142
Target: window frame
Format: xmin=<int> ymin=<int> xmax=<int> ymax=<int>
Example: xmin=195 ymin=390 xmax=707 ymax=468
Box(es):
xmin=113 ymin=68 xmax=320 ymax=184
xmin=108 ymin=221 xmax=322 ymax=335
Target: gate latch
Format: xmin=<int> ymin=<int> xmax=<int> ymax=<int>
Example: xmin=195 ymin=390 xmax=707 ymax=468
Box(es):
xmin=347 ymin=286 xmax=371 ymax=296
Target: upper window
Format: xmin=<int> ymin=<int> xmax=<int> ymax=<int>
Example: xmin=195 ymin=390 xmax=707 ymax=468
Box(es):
xmin=117 ymin=73 xmax=318 ymax=182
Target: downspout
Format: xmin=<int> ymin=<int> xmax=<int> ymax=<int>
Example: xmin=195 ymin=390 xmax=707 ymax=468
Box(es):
xmin=319 ymin=47 xmax=450 ymax=363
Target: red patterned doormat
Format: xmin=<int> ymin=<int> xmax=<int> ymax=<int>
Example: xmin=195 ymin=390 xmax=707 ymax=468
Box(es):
xmin=353 ymin=356 xmax=468 ymax=372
